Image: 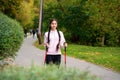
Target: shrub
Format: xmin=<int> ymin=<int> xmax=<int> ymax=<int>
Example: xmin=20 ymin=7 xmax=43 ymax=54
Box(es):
xmin=0 ymin=12 xmax=24 ymax=60
xmin=0 ymin=65 xmax=101 ymax=80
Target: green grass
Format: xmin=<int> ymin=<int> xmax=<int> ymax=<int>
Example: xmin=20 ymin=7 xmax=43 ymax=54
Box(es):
xmin=34 ymin=41 xmax=120 ymax=73
xmin=0 ymin=65 xmax=100 ymax=80
xmin=66 ymin=44 xmax=120 ymax=73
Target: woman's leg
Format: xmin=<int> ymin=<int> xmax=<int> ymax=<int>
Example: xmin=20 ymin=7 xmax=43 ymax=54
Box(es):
xmin=53 ymin=55 xmax=61 ymax=66
xmin=45 ymin=55 xmax=61 ymax=66
xmin=45 ymin=55 xmax=53 ymax=64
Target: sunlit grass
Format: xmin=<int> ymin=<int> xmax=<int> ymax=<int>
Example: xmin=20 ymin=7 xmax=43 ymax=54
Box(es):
xmin=67 ymin=44 xmax=120 ymax=73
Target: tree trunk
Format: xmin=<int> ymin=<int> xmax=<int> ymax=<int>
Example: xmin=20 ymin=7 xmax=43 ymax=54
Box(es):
xmin=37 ymin=33 xmax=42 ymax=44
xmin=38 ymin=0 xmax=43 ymax=45
xmin=101 ymin=34 xmax=105 ymax=46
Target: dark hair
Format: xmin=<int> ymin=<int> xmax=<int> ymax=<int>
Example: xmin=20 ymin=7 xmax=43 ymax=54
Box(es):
xmin=49 ymin=18 xmax=58 ymax=28
xmin=48 ymin=18 xmax=61 ymax=51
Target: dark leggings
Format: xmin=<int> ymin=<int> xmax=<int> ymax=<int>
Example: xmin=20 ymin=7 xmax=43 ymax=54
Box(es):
xmin=45 ymin=55 xmax=61 ymax=66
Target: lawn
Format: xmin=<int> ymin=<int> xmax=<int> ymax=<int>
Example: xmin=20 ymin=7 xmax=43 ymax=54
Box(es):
xmin=34 ymin=41 xmax=120 ymax=73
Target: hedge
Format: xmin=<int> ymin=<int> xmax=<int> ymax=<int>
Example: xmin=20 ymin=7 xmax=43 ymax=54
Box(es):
xmin=0 ymin=12 xmax=24 ymax=60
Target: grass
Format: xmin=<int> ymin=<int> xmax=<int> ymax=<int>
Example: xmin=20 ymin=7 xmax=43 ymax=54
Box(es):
xmin=66 ymin=44 xmax=120 ymax=73
xmin=0 ymin=65 xmax=100 ymax=80
xmin=34 ymin=41 xmax=120 ymax=73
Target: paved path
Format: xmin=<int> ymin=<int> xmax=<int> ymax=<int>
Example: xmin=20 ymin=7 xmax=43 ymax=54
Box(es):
xmin=15 ymin=35 xmax=120 ymax=80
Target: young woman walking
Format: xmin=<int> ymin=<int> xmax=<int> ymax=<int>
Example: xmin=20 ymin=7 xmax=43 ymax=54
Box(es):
xmin=44 ymin=18 xmax=67 ymax=66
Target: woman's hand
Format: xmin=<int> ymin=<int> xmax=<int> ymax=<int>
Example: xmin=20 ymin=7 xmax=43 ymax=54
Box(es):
xmin=64 ymin=42 xmax=67 ymax=47
xmin=44 ymin=43 xmax=49 ymax=47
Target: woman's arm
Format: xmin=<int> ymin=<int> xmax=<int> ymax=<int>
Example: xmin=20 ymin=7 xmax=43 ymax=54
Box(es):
xmin=44 ymin=32 xmax=49 ymax=47
xmin=60 ymin=31 xmax=67 ymax=48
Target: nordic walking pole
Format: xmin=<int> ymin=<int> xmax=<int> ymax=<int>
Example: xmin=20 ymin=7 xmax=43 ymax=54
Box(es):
xmin=44 ymin=46 xmax=48 ymax=65
xmin=64 ymin=46 xmax=67 ymax=67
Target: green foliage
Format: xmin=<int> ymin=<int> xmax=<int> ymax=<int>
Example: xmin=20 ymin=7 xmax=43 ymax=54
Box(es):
xmin=1 ymin=0 xmax=120 ymax=46
xmin=43 ymin=0 xmax=88 ymax=41
xmin=42 ymin=0 xmax=120 ymax=47
xmin=0 ymin=65 xmax=100 ymax=80
xmin=0 ymin=13 xmax=24 ymax=60
xmin=63 ymin=3 xmax=89 ymax=43
xmin=0 ymin=0 xmax=36 ymax=29
xmin=0 ymin=0 xmax=23 ymax=18
xmin=16 ymin=0 xmax=35 ymax=29
xmin=83 ymin=0 xmax=120 ymax=46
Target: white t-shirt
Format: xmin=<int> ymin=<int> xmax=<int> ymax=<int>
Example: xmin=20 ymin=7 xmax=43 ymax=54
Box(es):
xmin=44 ymin=30 xmax=66 ymax=55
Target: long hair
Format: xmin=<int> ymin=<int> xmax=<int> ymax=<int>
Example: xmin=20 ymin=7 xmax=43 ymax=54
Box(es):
xmin=48 ymin=18 xmax=61 ymax=51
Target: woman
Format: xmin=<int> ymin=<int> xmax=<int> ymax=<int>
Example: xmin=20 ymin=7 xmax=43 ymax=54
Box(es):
xmin=44 ymin=18 xmax=67 ymax=66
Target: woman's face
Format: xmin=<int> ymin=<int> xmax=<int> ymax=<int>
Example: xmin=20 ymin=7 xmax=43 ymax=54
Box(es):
xmin=50 ymin=20 xmax=57 ymax=30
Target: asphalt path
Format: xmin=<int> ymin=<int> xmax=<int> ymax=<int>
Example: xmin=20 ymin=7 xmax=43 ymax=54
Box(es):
xmin=15 ymin=35 xmax=120 ymax=80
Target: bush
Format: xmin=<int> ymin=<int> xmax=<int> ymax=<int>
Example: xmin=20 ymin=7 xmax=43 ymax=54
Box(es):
xmin=0 ymin=65 xmax=101 ymax=80
xmin=0 ymin=12 xmax=24 ymax=60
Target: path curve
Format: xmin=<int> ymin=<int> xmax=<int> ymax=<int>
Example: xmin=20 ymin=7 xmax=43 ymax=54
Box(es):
xmin=15 ymin=35 xmax=120 ymax=80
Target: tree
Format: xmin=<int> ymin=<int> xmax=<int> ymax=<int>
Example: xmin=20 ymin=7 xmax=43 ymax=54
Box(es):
xmin=37 ymin=0 xmax=120 ymax=46
xmin=0 ymin=0 xmax=35 ymax=29
xmin=16 ymin=0 xmax=35 ymax=29
xmin=0 ymin=0 xmax=23 ymax=18
xmin=83 ymin=0 xmax=120 ymax=46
